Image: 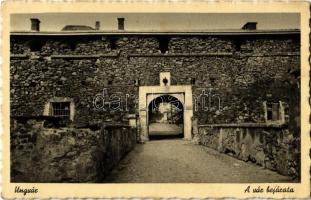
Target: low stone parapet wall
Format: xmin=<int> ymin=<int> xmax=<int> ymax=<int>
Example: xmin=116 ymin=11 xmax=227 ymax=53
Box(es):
xmin=10 ymin=117 xmax=137 ymax=182
xmin=196 ymin=123 xmax=300 ymax=179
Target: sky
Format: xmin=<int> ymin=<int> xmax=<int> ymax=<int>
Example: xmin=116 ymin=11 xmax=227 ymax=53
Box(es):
xmin=11 ymin=13 xmax=300 ymax=32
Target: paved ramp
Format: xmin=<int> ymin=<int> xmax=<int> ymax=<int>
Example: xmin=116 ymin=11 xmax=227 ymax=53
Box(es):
xmin=105 ymin=139 xmax=294 ymax=183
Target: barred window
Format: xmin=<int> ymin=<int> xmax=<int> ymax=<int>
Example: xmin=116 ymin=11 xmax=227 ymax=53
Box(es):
xmin=51 ymin=102 xmax=70 ymax=120
xmin=264 ymin=101 xmax=286 ymax=123
xmin=266 ymin=102 xmax=279 ymax=121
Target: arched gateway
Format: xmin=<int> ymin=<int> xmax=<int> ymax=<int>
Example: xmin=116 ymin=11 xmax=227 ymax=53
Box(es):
xmin=138 ymin=72 xmax=193 ymax=141
xmin=148 ymin=95 xmax=184 ymax=138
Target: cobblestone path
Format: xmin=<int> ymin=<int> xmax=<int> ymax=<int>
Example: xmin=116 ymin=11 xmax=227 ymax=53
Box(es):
xmin=105 ymin=139 xmax=294 ymax=183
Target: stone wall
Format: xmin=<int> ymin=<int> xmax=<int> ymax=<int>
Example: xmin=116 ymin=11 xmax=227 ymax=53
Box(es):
xmin=10 ymin=32 xmax=301 ymax=181
xmin=196 ymin=124 xmax=300 ymax=179
xmin=10 ymin=117 xmax=137 ymax=182
xmin=10 ymin=34 xmax=300 ymax=125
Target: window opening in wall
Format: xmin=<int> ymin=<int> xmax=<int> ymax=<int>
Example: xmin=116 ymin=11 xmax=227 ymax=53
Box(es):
xmin=67 ymin=40 xmax=77 ymax=51
xmin=158 ymin=37 xmax=169 ymax=54
xmin=108 ymin=80 xmax=113 ymax=85
xmin=109 ymin=37 xmax=118 ymax=50
xmin=118 ymin=18 xmax=125 ymax=30
xmin=233 ymin=38 xmax=242 ymax=52
xmin=51 ymin=102 xmax=70 ymax=120
xmin=264 ymin=101 xmax=287 ymax=123
xmin=29 ymin=39 xmax=44 ymax=52
xmin=266 ymin=102 xmax=279 ymax=121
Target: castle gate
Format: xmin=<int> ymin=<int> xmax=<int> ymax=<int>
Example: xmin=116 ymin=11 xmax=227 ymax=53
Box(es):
xmin=138 ymin=72 xmax=193 ymax=141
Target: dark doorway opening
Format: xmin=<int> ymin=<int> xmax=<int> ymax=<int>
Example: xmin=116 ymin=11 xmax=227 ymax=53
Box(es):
xmin=148 ymin=95 xmax=184 ymax=140
xmin=158 ymin=37 xmax=170 ymax=54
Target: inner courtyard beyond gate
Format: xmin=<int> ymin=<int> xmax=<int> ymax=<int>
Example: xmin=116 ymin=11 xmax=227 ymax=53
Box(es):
xmin=148 ymin=95 xmax=184 ymax=138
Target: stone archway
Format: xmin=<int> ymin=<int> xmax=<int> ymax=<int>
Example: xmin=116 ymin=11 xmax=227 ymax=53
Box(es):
xmin=148 ymin=95 xmax=184 ymax=138
xmin=139 ymin=85 xmax=193 ymax=141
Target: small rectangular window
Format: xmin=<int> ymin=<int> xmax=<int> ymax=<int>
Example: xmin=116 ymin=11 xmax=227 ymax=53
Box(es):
xmin=234 ymin=39 xmax=242 ymax=51
xmin=272 ymin=103 xmax=280 ymax=120
xmin=267 ymin=109 xmax=273 ymax=120
xmin=265 ymin=101 xmax=285 ymax=123
xmin=109 ymin=37 xmax=118 ymax=50
xmin=118 ymin=18 xmax=125 ymax=30
xmin=29 ymin=39 xmax=44 ymax=52
xmin=67 ymin=40 xmax=77 ymax=51
xmin=51 ymin=102 xmax=70 ymax=120
xmin=266 ymin=102 xmax=280 ymax=121
xmin=158 ymin=37 xmax=169 ymax=54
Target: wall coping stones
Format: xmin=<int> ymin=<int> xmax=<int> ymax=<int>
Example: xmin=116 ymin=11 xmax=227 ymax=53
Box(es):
xmin=11 ymin=116 xmax=132 ymax=130
xmin=198 ymin=122 xmax=287 ymax=129
xmin=103 ymin=124 xmax=132 ymax=128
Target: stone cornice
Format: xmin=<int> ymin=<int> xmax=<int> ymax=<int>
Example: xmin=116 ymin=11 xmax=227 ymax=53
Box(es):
xmin=198 ymin=122 xmax=287 ymax=129
xmin=10 ymin=29 xmax=300 ymax=36
xmin=10 ymin=52 xmax=300 ymax=60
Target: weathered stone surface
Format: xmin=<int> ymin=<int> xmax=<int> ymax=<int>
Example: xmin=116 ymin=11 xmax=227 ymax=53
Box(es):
xmin=10 ymin=34 xmax=301 ymax=180
xmin=10 ymin=34 xmax=300 ymax=125
xmin=196 ymin=125 xmax=300 ymax=179
xmin=11 ymin=118 xmax=136 ymax=182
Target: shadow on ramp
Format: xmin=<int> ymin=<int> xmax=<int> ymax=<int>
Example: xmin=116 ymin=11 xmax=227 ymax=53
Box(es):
xmin=149 ymin=133 xmax=184 ymax=140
